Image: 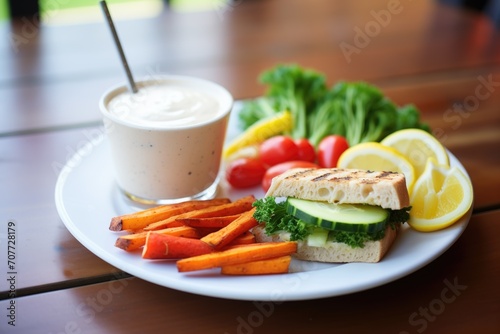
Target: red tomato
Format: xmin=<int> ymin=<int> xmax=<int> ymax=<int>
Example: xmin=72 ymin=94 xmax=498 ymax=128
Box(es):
xmin=294 ymin=138 xmax=316 ymax=163
xmin=226 ymin=158 xmax=267 ymax=188
xmin=259 ymin=136 xmax=299 ymax=167
xmin=262 ymin=160 xmax=319 ymax=192
xmin=317 ymin=135 xmax=349 ymax=168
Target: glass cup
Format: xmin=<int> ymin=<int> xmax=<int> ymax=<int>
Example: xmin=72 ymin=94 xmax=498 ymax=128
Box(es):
xmin=99 ymin=75 xmax=233 ymax=204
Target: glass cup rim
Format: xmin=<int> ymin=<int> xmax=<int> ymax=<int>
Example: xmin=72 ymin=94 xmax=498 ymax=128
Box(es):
xmin=99 ymin=74 xmax=233 ymax=131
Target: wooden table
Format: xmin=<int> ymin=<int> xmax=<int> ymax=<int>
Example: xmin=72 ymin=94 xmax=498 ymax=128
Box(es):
xmin=1 ymin=0 xmax=499 ymax=333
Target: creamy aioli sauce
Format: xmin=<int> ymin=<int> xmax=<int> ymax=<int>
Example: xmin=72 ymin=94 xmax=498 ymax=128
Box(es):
xmin=102 ymin=78 xmax=232 ymax=202
xmin=107 ymin=84 xmax=220 ymax=128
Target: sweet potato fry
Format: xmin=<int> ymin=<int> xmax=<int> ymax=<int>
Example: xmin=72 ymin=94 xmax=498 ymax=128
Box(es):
xmin=144 ymin=195 xmax=256 ymax=231
xmin=115 ymin=226 xmax=199 ymax=252
xmin=109 ymin=198 xmax=231 ymax=231
xmin=221 ymin=256 xmax=291 ymax=275
xmin=142 ymin=233 xmax=213 ymax=259
xmin=176 ymin=241 xmax=297 ymax=272
xmin=177 ymin=214 xmax=241 ymax=228
xmin=200 ymin=208 xmax=258 ymax=250
xmin=194 ymin=227 xmax=222 ymax=237
xmin=225 ymin=231 xmax=256 ymax=246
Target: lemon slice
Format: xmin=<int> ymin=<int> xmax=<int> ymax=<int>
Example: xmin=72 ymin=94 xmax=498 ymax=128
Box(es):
xmin=223 ymin=111 xmax=292 ymax=159
xmin=337 ymin=142 xmax=416 ymax=192
xmin=408 ymin=158 xmax=473 ymax=232
xmin=381 ymin=129 xmax=449 ymax=178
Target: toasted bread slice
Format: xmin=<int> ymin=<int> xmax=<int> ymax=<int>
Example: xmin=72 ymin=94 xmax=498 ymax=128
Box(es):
xmin=253 ymin=224 xmax=398 ymax=263
xmin=266 ymin=168 xmax=410 ymax=210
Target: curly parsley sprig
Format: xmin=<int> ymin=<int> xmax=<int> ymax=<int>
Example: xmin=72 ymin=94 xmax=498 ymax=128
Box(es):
xmin=252 ymin=197 xmax=310 ymax=241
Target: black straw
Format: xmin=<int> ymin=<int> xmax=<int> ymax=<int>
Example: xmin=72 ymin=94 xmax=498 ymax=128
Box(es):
xmin=100 ymin=0 xmax=138 ymax=93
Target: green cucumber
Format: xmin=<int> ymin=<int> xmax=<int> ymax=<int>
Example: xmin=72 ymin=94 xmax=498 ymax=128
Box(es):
xmin=306 ymin=227 xmax=329 ymax=247
xmin=286 ymin=198 xmax=388 ymax=233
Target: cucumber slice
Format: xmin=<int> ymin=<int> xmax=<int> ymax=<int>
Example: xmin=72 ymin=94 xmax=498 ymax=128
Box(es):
xmin=307 ymin=227 xmax=329 ymax=247
xmin=286 ymin=198 xmax=388 ymax=233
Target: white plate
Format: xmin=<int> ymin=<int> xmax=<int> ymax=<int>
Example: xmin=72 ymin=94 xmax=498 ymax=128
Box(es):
xmin=55 ymin=133 xmax=471 ymax=301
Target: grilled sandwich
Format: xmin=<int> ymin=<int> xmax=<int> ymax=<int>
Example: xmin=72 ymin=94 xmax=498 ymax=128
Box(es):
xmin=252 ymin=168 xmax=411 ymax=263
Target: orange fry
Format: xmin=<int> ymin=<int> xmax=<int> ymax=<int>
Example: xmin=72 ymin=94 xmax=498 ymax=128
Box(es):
xmin=225 ymin=231 xmax=256 ymax=246
xmin=115 ymin=226 xmax=199 ymax=252
xmin=201 ymin=208 xmax=258 ymax=250
xmin=109 ymin=198 xmax=231 ymax=231
xmin=177 ymin=214 xmax=241 ymax=228
xmin=221 ymin=256 xmax=291 ymax=275
xmin=176 ymin=241 xmax=297 ymax=272
xmin=142 ymin=233 xmax=213 ymax=259
xmin=144 ymin=195 xmax=255 ymax=231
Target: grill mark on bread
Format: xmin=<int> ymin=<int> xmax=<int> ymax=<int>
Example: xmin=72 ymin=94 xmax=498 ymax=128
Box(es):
xmin=329 ymin=176 xmax=352 ymax=182
xmin=290 ymin=169 xmax=398 ymax=183
xmin=376 ymin=171 xmax=397 ymax=178
xmin=311 ymin=173 xmax=333 ymax=181
xmin=266 ymin=167 xmax=410 ymax=210
xmin=284 ymin=168 xmax=316 ymax=180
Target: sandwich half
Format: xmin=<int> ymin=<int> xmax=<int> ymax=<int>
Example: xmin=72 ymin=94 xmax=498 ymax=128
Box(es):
xmin=252 ymin=168 xmax=411 ymax=263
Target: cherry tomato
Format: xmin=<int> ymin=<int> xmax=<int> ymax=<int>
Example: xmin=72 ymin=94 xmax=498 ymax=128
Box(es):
xmin=226 ymin=158 xmax=267 ymax=188
xmin=259 ymin=136 xmax=299 ymax=167
xmin=294 ymin=138 xmax=316 ymax=163
xmin=262 ymin=160 xmax=319 ymax=192
xmin=317 ymin=135 xmax=349 ymax=168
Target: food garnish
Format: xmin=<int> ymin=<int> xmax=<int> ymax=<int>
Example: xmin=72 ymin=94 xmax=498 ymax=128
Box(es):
xmin=223 ymin=110 xmax=292 ymax=159
xmin=223 ymin=64 xmax=429 ymax=190
xmin=238 ymin=64 xmax=429 ymax=148
xmin=381 ymin=128 xmax=450 ymax=178
xmin=337 ymin=142 xmax=416 ymax=193
xmin=408 ymin=158 xmax=473 ymax=232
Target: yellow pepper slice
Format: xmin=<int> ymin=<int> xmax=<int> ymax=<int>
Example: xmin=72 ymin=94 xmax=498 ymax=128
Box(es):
xmin=223 ymin=111 xmax=292 ymax=159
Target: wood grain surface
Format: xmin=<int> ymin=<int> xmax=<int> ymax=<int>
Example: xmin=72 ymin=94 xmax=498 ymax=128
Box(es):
xmin=0 ymin=0 xmax=498 ymax=333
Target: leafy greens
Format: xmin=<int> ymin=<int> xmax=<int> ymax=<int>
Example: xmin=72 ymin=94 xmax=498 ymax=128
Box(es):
xmin=252 ymin=196 xmax=310 ymax=241
xmin=239 ymin=64 xmax=430 ymax=147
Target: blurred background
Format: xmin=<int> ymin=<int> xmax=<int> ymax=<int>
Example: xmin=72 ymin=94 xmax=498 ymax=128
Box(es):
xmin=2 ymin=0 xmax=226 ymax=23
xmin=1 ymin=0 xmax=499 ymax=135
xmin=0 ymin=3 xmax=499 ymax=332
xmin=1 ymin=0 xmax=499 ymax=24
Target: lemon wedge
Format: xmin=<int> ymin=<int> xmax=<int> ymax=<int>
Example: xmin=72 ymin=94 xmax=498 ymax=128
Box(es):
xmin=223 ymin=111 xmax=292 ymax=159
xmin=408 ymin=158 xmax=473 ymax=232
xmin=337 ymin=142 xmax=416 ymax=192
xmin=381 ymin=129 xmax=449 ymax=178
